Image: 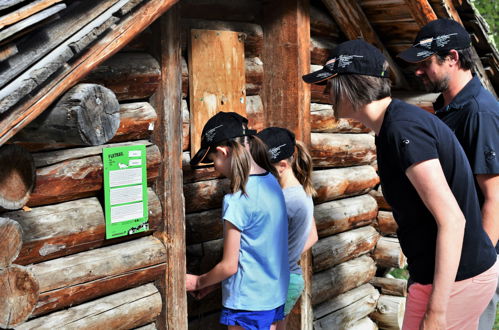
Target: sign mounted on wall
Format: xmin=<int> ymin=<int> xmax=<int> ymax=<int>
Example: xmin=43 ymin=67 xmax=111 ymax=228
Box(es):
xmin=103 ymin=144 xmax=148 ymax=239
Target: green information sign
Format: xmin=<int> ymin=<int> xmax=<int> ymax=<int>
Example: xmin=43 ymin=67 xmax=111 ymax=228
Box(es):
xmin=103 ymin=145 xmax=148 ymax=239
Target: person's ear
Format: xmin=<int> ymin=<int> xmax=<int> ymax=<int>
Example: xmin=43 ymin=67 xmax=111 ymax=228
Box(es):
xmin=447 ymin=49 xmax=459 ymax=65
xmin=215 ymin=146 xmax=230 ymax=158
xmin=276 ymin=160 xmax=288 ymax=174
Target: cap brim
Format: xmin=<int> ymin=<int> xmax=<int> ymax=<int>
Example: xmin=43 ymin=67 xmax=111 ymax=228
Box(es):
xmin=302 ymin=69 xmax=337 ymax=84
xmin=190 ymin=146 xmax=211 ymax=166
xmin=397 ymin=47 xmax=434 ymax=63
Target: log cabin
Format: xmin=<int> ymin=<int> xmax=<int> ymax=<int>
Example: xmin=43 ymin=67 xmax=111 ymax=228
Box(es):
xmin=0 ymin=0 xmax=497 ymax=329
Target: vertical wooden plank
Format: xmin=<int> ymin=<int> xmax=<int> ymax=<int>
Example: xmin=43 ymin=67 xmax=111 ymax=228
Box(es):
xmin=262 ymin=0 xmax=311 ymax=145
xmin=188 ymin=29 xmax=246 ymax=157
xmin=262 ymin=1 xmax=312 ymax=329
xmin=151 ymin=4 xmax=187 ymax=330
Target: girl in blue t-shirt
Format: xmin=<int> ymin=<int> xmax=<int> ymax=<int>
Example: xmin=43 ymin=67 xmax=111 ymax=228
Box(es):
xmin=186 ymin=112 xmax=290 ymax=330
xmin=257 ymin=127 xmax=318 ymax=329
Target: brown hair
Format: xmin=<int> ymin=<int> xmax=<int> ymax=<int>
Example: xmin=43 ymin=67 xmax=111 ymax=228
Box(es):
xmin=288 ymin=141 xmax=316 ymax=197
xmin=436 ymin=47 xmax=473 ymax=71
xmin=329 ymin=61 xmax=391 ymax=111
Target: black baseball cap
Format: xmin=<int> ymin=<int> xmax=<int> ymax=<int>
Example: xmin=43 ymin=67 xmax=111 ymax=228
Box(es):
xmin=190 ymin=112 xmax=256 ymax=166
xmin=302 ymin=39 xmax=389 ymax=85
xmin=398 ymin=19 xmax=471 ymax=63
xmin=256 ymin=127 xmax=296 ymax=163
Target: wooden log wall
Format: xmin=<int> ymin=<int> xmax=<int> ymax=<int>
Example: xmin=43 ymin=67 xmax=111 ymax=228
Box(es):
xmin=0 ymin=18 xmax=174 ymax=327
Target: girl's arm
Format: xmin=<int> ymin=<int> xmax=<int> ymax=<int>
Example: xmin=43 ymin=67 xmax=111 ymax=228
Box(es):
xmin=302 ymin=217 xmax=318 ymax=253
xmin=405 ymin=158 xmax=465 ymax=330
xmin=191 ymin=220 xmax=241 ymax=291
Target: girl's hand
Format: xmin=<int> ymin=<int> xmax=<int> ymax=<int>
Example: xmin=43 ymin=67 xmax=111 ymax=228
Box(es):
xmin=195 ymin=284 xmax=219 ymax=299
xmin=186 ymin=274 xmax=199 ymax=291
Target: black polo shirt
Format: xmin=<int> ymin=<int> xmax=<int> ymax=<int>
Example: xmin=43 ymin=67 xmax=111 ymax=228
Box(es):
xmin=434 ymin=75 xmax=499 ymax=204
xmin=376 ymin=99 xmax=496 ymax=284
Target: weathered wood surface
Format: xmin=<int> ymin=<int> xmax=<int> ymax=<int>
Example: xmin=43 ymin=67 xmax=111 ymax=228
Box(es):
xmin=0 ymin=3 xmax=66 ymax=44
xmin=374 ymin=211 xmax=398 ymax=236
xmin=34 ymin=263 xmax=164 ymax=317
xmin=373 ymin=237 xmax=407 ymax=269
xmin=180 ymin=0 xmax=260 ymax=22
xmin=313 ymin=226 xmax=380 ymax=273
xmin=0 ymin=265 xmax=39 ymax=329
xmin=246 ymin=95 xmax=264 ymax=131
xmin=182 ymin=153 xmax=222 ymax=185
xmin=311 ymin=133 xmax=376 ymax=168
xmin=314 ymin=194 xmax=378 ymax=238
xmin=0 ymin=217 xmax=22 ymax=267
xmin=83 ymin=52 xmax=161 ymax=101
xmin=346 ymin=317 xmax=378 ymax=330
xmin=0 ymin=0 xmax=121 ymax=90
xmin=181 ymin=19 xmax=262 ymax=58
xmin=0 ymin=144 xmax=35 ymax=210
xmin=310 ymin=36 xmax=336 ymax=65
xmin=311 ymin=79 xmax=331 ymax=104
xmin=312 ymin=255 xmax=377 ymax=305
xmin=370 ymin=277 xmax=407 ymax=297
xmin=136 ymin=323 xmax=158 ymax=330
xmin=314 ymin=286 xmax=380 ymax=330
xmin=368 ymin=185 xmax=391 ymax=210
xmin=245 ymin=56 xmax=263 ymax=96
xmin=0 ymin=0 xmax=63 ymax=29
xmin=0 ymin=42 xmax=18 ymax=61
xmin=311 ymin=103 xmax=370 ymax=133
xmin=13 ymin=84 xmax=120 ymax=146
xmin=313 ymin=283 xmax=378 ymax=320
xmin=186 ymin=238 xmax=223 ymax=274
xmin=0 ymin=0 xmax=27 ymax=11
xmin=150 ymin=7 xmax=188 ymax=329
xmin=392 ymin=91 xmax=439 ymax=113
xmin=186 ymin=208 xmax=222 ymax=244
xmin=184 ymin=178 xmax=230 ymax=213
xmin=320 ymin=0 xmax=408 ymax=88
xmin=109 ymin=102 xmax=157 ymax=143
xmin=7 ymin=188 xmax=161 ymax=265
xmin=17 ymin=283 xmax=162 ymax=330
xmin=189 ymin=29 xmax=247 ymax=158
xmin=313 ymin=166 xmax=379 ymax=204
xmin=310 ymin=4 xmax=341 ymax=39
xmin=0 ymin=0 xmax=179 ymax=147
xmin=370 ymin=294 xmax=406 ymax=330
xmin=27 ymin=142 xmax=160 ymax=207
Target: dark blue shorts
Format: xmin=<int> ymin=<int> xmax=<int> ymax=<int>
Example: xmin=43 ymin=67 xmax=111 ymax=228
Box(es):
xmin=219 ymin=304 xmax=285 ymax=330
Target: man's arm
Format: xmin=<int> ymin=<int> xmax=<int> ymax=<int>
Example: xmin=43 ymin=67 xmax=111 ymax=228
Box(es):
xmin=476 ymin=174 xmax=499 ymax=246
xmin=406 ymin=158 xmax=466 ymax=329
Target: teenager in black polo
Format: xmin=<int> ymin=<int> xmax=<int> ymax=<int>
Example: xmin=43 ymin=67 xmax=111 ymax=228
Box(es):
xmin=303 ymin=39 xmax=497 ymax=330
xmin=398 ymin=20 xmax=499 ymax=329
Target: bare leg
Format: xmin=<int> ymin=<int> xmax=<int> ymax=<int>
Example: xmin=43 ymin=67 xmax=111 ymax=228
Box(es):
xmin=228 ymin=326 xmax=244 ymax=330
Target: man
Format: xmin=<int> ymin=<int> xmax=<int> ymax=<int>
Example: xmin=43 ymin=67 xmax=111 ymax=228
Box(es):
xmin=302 ymin=39 xmax=497 ymax=329
xmin=398 ymin=19 xmax=499 ymax=329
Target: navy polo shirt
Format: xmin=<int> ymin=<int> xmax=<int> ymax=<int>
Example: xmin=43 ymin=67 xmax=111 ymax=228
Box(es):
xmin=376 ymin=99 xmax=496 ymax=284
xmin=434 ymin=75 xmax=499 ymax=205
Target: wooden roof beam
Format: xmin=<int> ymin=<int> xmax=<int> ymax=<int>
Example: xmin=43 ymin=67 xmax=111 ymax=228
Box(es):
xmin=320 ymin=0 xmax=408 ymax=89
xmin=0 ymin=0 xmax=179 ymax=146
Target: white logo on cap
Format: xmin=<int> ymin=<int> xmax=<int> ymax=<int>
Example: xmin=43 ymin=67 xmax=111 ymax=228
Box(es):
xmin=269 ymin=144 xmax=286 ymax=159
xmin=417 ymin=50 xmax=434 ymax=58
xmin=415 ymin=33 xmax=458 ymax=50
xmin=337 ymin=55 xmax=363 ymax=68
xmin=204 ymin=124 xmax=223 ymax=142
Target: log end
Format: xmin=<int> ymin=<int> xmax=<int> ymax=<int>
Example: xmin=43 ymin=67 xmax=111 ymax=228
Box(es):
xmin=0 ymin=145 xmax=35 ymax=210
xmin=0 ymin=217 xmax=23 ymax=267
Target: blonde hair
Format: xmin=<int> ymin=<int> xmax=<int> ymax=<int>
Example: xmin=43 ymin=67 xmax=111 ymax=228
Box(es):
xmin=213 ymin=135 xmax=277 ymax=195
xmin=286 ymin=141 xmax=316 ymax=197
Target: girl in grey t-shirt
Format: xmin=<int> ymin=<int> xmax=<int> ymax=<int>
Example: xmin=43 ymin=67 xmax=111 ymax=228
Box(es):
xmin=257 ymin=127 xmax=318 ymax=329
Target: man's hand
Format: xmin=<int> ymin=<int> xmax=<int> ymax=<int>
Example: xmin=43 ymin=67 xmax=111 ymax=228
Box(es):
xmin=420 ymin=310 xmax=446 ymax=330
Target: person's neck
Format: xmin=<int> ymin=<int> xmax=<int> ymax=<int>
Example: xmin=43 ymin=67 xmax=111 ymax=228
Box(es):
xmin=249 ymin=158 xmax=266 ymax=175
xmin=279 ymin=167 xmax=300 ymax=189
xmin=352 ymin=97 xmax=392 ymax=135
xmin=441 ymin=69 xmax=472 ymax=107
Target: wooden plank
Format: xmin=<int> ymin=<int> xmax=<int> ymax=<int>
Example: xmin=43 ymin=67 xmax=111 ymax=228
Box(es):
xmin=150 ymin=4 xmax=187 ymax=329
xmin=0 ymin=4 xmax=66 ymax=43
xmin=0 ymin=0 xmax=27 ymax=11
xmin=0 ymin=0 xmax=63 ymax=29
xmin=0 ymin=43 xmax=17 ymax=61
xmin=262 ymin=2 xmax=311 ymax=329
xmin=402 ymin=0 xmax=437 ymax=27
xmin=0 ymin=0 xmax=122 ymax=90
xmin=0 ymin=0 xmax=180 ymax=147
xmin=0 ymin=217 xmax=22 ymax=267
xmin=321 ymin=0 xmax=408 ymax=88
xmin=188 ymin=29 xmax=246 ymax=158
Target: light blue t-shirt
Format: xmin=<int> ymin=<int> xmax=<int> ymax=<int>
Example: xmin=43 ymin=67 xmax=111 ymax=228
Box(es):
xmin=283 ymin=186 xmax=314 ymax=274
xmin=221 ymin=172 xmax=289 ymax=311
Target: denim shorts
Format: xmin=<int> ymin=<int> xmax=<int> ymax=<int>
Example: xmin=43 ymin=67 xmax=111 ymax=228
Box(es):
xmin=220 ymin=304 xmax=285 ymax=330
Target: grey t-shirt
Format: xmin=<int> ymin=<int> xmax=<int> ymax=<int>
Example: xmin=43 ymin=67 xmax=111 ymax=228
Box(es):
xmin=283 ymin=186 xmax=314 ymax=274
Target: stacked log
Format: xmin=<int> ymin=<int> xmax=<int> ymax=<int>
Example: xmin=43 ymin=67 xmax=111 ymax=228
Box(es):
xmin=370 ymin=295 xmax=406 ymax=330
xmin=373 ymin=237 xmax=407 ymax=269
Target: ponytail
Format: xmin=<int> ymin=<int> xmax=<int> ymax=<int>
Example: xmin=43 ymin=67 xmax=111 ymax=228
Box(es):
xmin=225 ymin=139 xmax=251 ymax=195
xmin=291 ymin=141 xmax=316 ymax=197
xmin=248 ymin=135 xmax=279 ymax=178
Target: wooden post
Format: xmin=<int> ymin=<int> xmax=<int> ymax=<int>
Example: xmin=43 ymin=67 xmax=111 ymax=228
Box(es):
xmin=151 ymin=4 xmax=187 ymax=329
xmin=262 ymin=1 xmax=311 ymax=328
